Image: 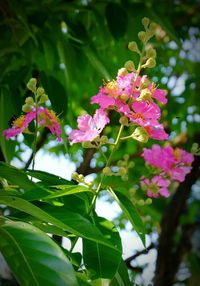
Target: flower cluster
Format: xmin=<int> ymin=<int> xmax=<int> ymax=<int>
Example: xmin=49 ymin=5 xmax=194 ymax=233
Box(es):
xmin=3 ymin=107 xmax=62 ymax=142
xmin=69 ymin=72 xmax=168 ymax=144
xmin=91 ymin=71 xmax=168 ymax=142
xmin=140 ymin=144 xmax=194 ymax=198
xmin=3 ymin=78 xmax=61 ymax=142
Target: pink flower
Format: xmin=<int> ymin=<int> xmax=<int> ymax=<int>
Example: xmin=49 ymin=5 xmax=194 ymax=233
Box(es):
xmin=142 ymin=144 xmax=194 ymax=183
xmin=130 ymin=101 xmax=161 ymax=126
xmin=140 ymin=175 xmax=170 ymax=198
xmin=69 ymin=109 xmax=110 ymax=144
xmin=143 ymin=122 xmax=169 ymax=141
xmin=3 ymin=108 xmax=62 ymax=141
xmin=152 ymin=89 xmax=167 ymax=105
xmin=91 ymin=87 xmax=115 ymax=109
xmin=3 ymin=111 xmax=36 ymax=139
xmin=116 ymin=73 xmax=135 ymax=97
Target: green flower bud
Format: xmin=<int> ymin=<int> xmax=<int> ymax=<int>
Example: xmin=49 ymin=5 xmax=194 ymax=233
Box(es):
xmin=123 ymin=154 xmax=129 ymax=161
xmin=142 ymin=17 xmax=150 ymax=29
xmin=120 ymin=93 xmax=129 ymax=103
xmin=25 ymin=96 xmax=34 ymax=105
xmin=147 ymin=48 xmax=157 ymax=58
xmin=22 ymin=104 xmax=32 ymax=113
xmin=117 ymin=67 xmax=128 ymax=76
xmin=138 ymin=31 xmax=146 ymax=43
xmin=118 ymin=167 xmax=127 ymax=176
xmin=145 ymin=198 xmax=152 ymax=205
xmin=149 ymin=22 xmax=157 ymax=32
xmin=78 ymin=174 xmax=85 ymax=182
xmin=128 ymin=41 xmax=140 ymax=54
xmin=27 ymin=78 xmax=37 ymax=93
xmin=143 ymin=57 xmax=156 ymax=68
xmin=138 ymin=199 xmax=145 ymax=206
xmin=103 ymin=167 xmax=112 ymax=176
xmin=37 ymin=87 xmax=45 ymax=96
xmin=129 ymin=188 xmax=136 ymax=196
xmin=39 ymin=94 xmax=49 ymax=103
xmin=119 ymin=116 xmax=129 ymax=126
xmin=124 ymin=60 xmax=135 ymax=71
xmin=71 ymin=172 xmax=79 ymax=181
xmin=132 ymin=127 xmax=149 ymax=143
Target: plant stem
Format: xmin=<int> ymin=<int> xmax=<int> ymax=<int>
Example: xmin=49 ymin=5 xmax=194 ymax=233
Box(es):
xmin=32 ymin=92 xmax=38 ymax=172
xmin=88 ymin=124 xmax=124 ymax=215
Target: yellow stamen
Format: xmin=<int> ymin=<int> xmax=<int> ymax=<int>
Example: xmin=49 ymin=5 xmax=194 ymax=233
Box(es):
xmin=13 ymin=116 xmax=25 ymax=128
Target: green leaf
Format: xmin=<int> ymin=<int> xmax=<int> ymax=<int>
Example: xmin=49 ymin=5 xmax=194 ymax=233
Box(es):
xmin=26 ymin=169 xmax=73 ymax=185
xmin=108 ymin=189 xmax=146 ymax=247
xmin=110 ymin=260 xmax=132 ymax=286
xmin=0 ymin=162 xmax=50 ymax=200
xmin=83 ymin=216 xmax=122 ymax=279
xmin=105 ymin=3 xmax=128 ymax=39
xmin=45 ymin=185 xmax=92 ymax=199
xmin=0 ymin=196 xmax=117 ymax=250
xmin=0 ymin=218 xmax=78 ymax=286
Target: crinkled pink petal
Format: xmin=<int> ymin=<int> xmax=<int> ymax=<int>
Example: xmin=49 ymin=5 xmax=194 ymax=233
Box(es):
xmin=69 ymin=109 xmax=109 ymax=144
xmin=152 ymin=89 xmax=167 ymax=105
xmin=169 ymin=166 xmax=192 ymax=182
xmin=115 ymin=100 xmax=131 ymax=115
xmin=159 ymin=187 xmax=170 ymax=197
xmin=132 ymin=101 xmax=161 ymax=121
xmin=91 ymin=90 xmax=115 ymax=109
xmin=117 ymin=73 xmax=135 ymax=97
xmin=144 ymin=122 xmax=168 ymax=140
xmin=179 ymin=149 xmax=194 ymax=164
xmin=3 ymin=111 xmax=36 ymax=139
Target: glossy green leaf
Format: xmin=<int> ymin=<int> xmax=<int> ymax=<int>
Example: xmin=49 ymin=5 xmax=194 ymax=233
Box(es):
xmin=108 ymin=189 xmax=146 ymax=247
xmin=83 ymin=216 xmax=122 ymax=279
xmin=26 ymin=169 xmax=73 ymax=185
xmin=45 ymin=185 xmax=92 ymax=199
xmin=110 ymin=260 xmax=132 ymax=286
xmin=0 ymin=196 xmax=117 ymax=250
xmin=0 ymin=218 xmax=78 ymax=286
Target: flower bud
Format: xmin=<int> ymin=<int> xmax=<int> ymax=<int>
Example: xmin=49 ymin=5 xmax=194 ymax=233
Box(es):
xmin=120 ymin=94 xmax=129 ymax=103
xmin=138 ymin=199 xmax=145 ymax=206
xmin=103 ymin=167 xmax=112 ymax=176
xmin=118 ymin=167 xmax=127 ymax=176
xmin=22 ymin=104 xmax=32 ymax=113
xmin=145 ymin=198 xmax=152 ymax=205
xmin=128 ymin=161 xmax=135 ymax=168
xmin=128 ymin=41 xmax=140 ymax=54
xmin=142 ymin=17 xmax=150 ymax=29
xmin=37 ymin=87 xmax=45 ymax=96
xmin=132 ymin=127 xmax=149 ymax=143
xmin=143 ymin=57 xmax=156 ymax=68
xmin=27 ymin=78 xmax=37 ymax=93
xmin=149 ymin=22 xmax=157 ymax=32
xmin=78 ymin=174 xmax=85 ymax=182
xmin=25 ymin=96 xmax=34 ymax=105
xmin=39 ymin=94 xmax=49 ymax=103
xmin=118 ymin=67 xmax=128 ymax=76
xmin=129 ymin=188 xmax=136 ymax=196
xmin=123 ymin=154 xmax=129 ymax=161
xmin=138 ymin=31 xmax=146 ymax=43
xmin=124 ymin=60 xmax=135 ymax=71
xmin=146 ymin=48 xmax=156 ymax=58
xmin=71 ymin=172 xmax=79 ymax=181
xmin=119 ymin=116 xmax=129 ymax=126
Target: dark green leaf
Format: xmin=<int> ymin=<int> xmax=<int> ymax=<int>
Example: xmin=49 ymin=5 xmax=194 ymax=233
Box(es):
xmin=0 ymin=218 xmax=78 ymax=286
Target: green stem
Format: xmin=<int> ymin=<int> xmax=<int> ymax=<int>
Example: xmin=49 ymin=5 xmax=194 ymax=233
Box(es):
xmin=32 ymin=93 xmax=39 ymax=171
xmin=88 ymin=124 xmax=124 ymax=215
